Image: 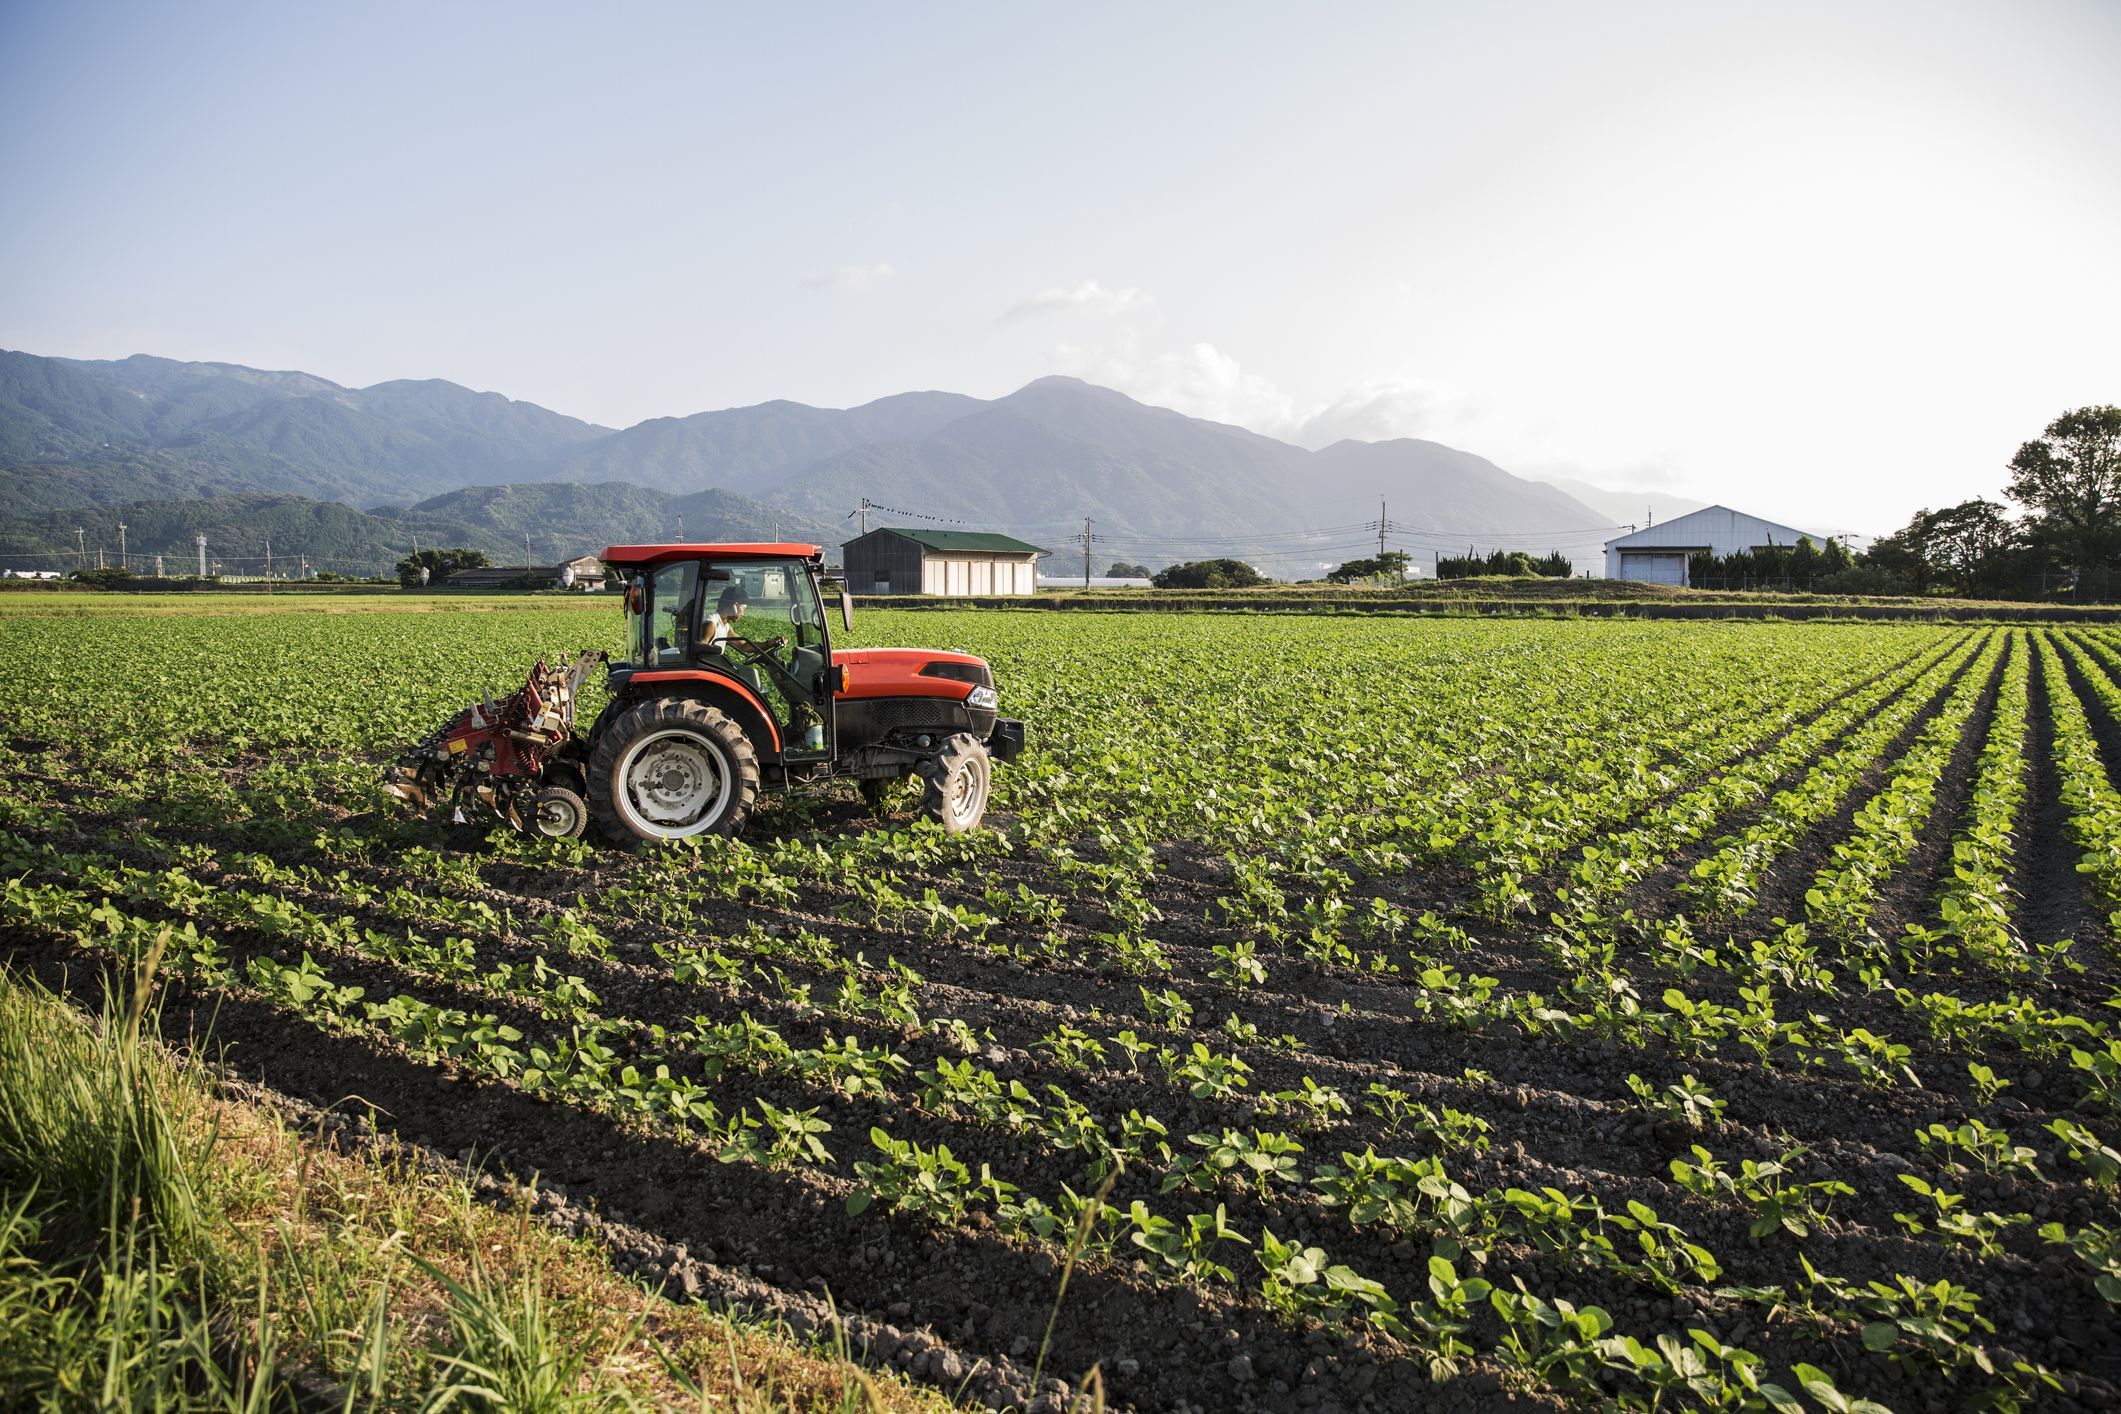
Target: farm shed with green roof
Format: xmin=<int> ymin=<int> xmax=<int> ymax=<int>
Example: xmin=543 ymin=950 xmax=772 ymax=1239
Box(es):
xmin=842 ymin=527 xmax=1047 ymax=596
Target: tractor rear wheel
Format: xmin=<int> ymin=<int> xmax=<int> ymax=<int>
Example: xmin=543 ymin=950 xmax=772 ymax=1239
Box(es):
xmin=587 ymin=698 xmax=759 ymax=842
xmin=917 ymin=733 xmax=991 ymax=833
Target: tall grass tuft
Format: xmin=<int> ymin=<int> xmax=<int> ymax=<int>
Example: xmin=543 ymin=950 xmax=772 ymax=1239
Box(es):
xmin=0 ymin=931 xmax=212 ymax=1261
xmin=0 ymin=950 xmax=286 ymax=1410
xmin=415 ymin=1247 xmax=610 ymax=1412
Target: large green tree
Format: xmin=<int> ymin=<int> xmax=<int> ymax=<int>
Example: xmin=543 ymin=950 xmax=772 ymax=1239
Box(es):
xmin=1326 ymin=551 xmax=1411 ymax=584
xmin=395 ymin=546 xmax=490 ymax=588
xmin=1151 ymin=558 xmax=1265 ymax=589
xmin=2006 ymin=405 xmax=2121 ymax=578
xmin=1865 ymin=500 xmax=2020 ymax=596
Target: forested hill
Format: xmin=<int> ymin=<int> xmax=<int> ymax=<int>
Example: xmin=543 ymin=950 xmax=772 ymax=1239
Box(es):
xmin=0 ymin=482 xmax=837 ymax=580
xmin=1 ymin=351 xmax=609 ymax=508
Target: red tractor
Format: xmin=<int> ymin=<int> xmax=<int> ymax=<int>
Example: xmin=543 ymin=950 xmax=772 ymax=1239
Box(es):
xmin=384 ymin=542 xmax=1025 ymax=841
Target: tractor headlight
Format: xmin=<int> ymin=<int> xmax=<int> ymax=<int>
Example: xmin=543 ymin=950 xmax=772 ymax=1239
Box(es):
xmin=968 ymin=685 xmax=999 ymax=711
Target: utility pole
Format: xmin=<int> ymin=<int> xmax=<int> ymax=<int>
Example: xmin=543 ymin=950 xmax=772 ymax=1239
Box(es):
xmin=155 ymin=554 xmax=164 ymax=578
xmin=525 ymin=532 xmax=532 ymax=574
xmin=677 ymin=514 xmax=685 ymax=542
xmin=74 ymin=528 xmax=85 ymax=570
xmin=855 ymin=498 xmax=873 ymax=537
xmin=196 ymin=534 xmax=207 ymax=578
xmin=264 ymin=539 xmax=272 ymax=582
xmin=1082 ymin=518 xmax=1092 ymax=589
xmin=97 ymin=546 xmax=105 ymax=570
xmin=117 ymin=522 xmax=127 ymax=571
xmin=1647 ymin=506 xmax=1655 ymax=527
xmin=1378 ymin=499 xmax=1387 ymax=561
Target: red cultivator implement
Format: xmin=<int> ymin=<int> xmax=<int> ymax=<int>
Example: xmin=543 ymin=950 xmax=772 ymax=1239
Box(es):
xmin=384 ymin=650 xmax=604 ymax=837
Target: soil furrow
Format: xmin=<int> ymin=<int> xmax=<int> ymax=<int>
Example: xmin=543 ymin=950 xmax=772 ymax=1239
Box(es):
xmin=2017 ymin=636 xmax=2117 ymax=972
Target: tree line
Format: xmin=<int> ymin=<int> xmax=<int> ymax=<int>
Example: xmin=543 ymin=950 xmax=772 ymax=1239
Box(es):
xmin=1855 ymin=406 xmax=2121 ymax=600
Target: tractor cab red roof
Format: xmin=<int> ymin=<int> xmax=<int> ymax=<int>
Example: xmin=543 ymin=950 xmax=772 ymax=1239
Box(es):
xmin=602 ymin=543 xmax=823 ymax=568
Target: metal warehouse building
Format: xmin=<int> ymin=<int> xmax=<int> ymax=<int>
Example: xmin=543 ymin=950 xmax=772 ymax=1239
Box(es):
xmin=841 ymin=528 xmax=1046 ymax=596
xmin=1603 ymin=505 xmax=1828 ymax=586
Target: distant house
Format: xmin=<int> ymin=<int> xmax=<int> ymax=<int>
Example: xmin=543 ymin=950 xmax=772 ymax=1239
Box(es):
xmin=842 ymin=528 xmax=1046 ymax=596
xmin=1603 ymin=506 xmax=1830 ymax=586
xmin=447 ymin=555 xmax=607 ymax=590
xmin=557 ymin=555 xmax=609 ymax=589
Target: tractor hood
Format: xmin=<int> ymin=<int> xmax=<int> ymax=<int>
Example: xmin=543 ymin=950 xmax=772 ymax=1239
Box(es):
xmin=832 ymin=647 xmax=986 ymax=671
xmin=832 ymin=647 xmax=993 ymax=701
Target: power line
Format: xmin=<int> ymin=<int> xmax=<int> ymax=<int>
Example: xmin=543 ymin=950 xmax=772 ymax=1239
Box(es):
xmin=852 ymin=498 xmax=975 ymax=527
xmin=1388 ymin=525 xmax=1630 ymax=542
xmin=839 ymin=491 xmax=1636 ymax=548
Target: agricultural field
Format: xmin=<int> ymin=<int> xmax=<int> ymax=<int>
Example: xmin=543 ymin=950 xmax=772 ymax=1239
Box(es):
xmin=4 ymin=600 xmax=2121 ymax=1412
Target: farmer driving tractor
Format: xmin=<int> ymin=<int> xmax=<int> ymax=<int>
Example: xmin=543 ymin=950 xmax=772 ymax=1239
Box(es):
xmin=703 ymin=582 xmax=748 ymax=652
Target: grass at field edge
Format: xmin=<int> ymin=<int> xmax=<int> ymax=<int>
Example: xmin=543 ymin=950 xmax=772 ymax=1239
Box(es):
xmin=0 ymin=948 xmax=956 ymax=1412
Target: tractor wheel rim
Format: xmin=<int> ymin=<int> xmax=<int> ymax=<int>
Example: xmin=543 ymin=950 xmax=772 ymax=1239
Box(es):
xmin=618 ymin=729 xmax=733 ymax=837
xmin=947 ymin=758 xmax=986 ymax=825
xmin=534 ymin=796 xmax=580 ymax=836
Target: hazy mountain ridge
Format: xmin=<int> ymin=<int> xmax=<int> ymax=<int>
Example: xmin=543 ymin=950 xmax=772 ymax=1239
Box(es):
xmin=766 ymin=379 xmax=1615 ymax=572
xmin=540 ymin=391 xmax=989 ymax=496
xmin=1 ymin=348 xmax=1640 ymax=576
xmin=1544 ymin=478 xmax=1709 ymax=532
xmin=27 ymin=353 xmax=613 ymax=503
xmin=769 ymin=378 xmax=1308 ymax=535
xmin=1310 ymin=438 xmax=1610 ymax=535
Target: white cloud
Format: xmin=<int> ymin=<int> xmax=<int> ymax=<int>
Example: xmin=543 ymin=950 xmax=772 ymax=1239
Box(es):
xmin=800 ymin=262 xmax=894 ymax=293
xmin=1293 ymin=379 xmax=1480 ymax=450
xmin=1001 ymin=279 xmax=1151 ymax=322
xmin=1051 ymin=337 xmax=1487 ymax=452
xmin=1050 ymin=338 xmax=1296 ymax=433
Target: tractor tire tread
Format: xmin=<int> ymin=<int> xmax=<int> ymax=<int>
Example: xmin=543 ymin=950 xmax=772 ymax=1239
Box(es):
xmin=918 ymin=732 xmax=991 ymax=834
xmin=586 ymin=697 xmax=760 ymax=844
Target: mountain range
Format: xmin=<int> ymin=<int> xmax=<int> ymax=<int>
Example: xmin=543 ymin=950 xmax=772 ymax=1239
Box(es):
xmin=0 ymin=348 xmax=1688 ymax=578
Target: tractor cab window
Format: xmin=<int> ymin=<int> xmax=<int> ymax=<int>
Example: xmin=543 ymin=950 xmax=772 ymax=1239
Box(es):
xmin=697 ymin=558 xmax=829 ymax=737
xmin=646 ymin=562 xmax=698 ymax=665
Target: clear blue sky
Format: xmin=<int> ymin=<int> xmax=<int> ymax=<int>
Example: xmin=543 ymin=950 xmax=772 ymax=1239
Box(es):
xmin=4 ymin=1 xmax=2118 ymax=534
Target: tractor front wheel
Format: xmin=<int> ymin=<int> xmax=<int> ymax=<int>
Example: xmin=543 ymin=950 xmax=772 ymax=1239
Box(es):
xmin=917 ymin=734 xmax=991 ymax=833
xmin=587 ymin=698 xmax=760 ymax=842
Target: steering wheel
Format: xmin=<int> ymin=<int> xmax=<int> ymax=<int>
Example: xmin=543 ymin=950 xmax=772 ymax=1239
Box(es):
xmin=727 ymin=633 xmax=787 ymax=663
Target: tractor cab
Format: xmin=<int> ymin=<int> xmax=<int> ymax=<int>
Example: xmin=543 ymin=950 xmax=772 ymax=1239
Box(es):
xmin=614 ymin=545 xmax=839 ymax=755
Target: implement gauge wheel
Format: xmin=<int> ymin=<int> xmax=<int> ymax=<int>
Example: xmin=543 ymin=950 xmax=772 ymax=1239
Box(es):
xmin=587 ymin=697 xmax=759 ymax=842
xmin=917 ymin=733 xmax=991 ymax=834
xmin=528 ymin=785 xmax=589 ymax=839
